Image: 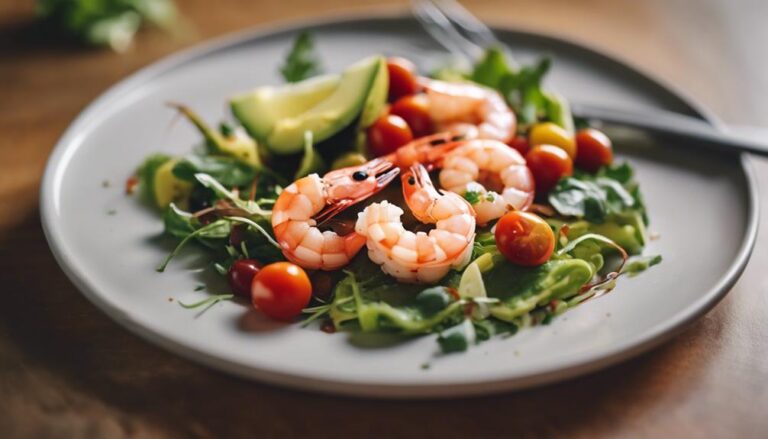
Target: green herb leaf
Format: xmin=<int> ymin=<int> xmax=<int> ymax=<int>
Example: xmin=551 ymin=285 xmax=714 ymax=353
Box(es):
xmin=162 ymin=203 xmax=197 ymax=238
xmin=548 ymin=164 xmax=640 ymax=224
xmin=178 ymin=293 xmax=234 ymax=316
xmin=470 ymin=46 xmax=514 ymax=89
xmin=280 ymin=32 xmax=322 ymax=83
xmin=463 ymin=190 xmax=482 ymax=205
xmin=156 ymin=219 xmax=231 ymax=272
xmin=172 ymin=155 xmax=256 ymax=187
xmin=549 ymin=178 xmax=609 ymax=222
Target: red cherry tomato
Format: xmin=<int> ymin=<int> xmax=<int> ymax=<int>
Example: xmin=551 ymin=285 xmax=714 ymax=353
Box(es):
xmin=495 ymin=211 xmax=555 ymax=266
xmin=251 ymin=262 xmax=312 ymax=321
xmin=390 ymin=94 xmax=433 ymax=137
xmin=525 ymin=144 xmax=573 ymax=193
xmin=387 ymin=57 xmax=419 ymax=102
xmin=367 ymin=114 xmax=414 ymax=157
xmin=227 ymin=259 xmax=262 ymax=298
xmin=508 ymin=135 xmax=530 ymax=156
xmin=575 ymin=128 xmax=613 ymax=173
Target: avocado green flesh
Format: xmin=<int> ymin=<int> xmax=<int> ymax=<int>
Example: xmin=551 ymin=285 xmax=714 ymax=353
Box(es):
xmin=358 ymin=57 xmax=388 ymax=128
xmin=267 ymin=56 xmax=385 ymax=153
xmin=230 ymin=73 xmax=340 ymax=144
xmin=231 ymin=56 xmax=386 ymax=155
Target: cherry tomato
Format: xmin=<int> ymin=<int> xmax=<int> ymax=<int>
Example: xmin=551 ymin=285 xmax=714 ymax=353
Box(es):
xmin=525 ymin=144 xmax=573 ymax=193
xmin=367 ymin=114 xmax=413 ymax=157
xmin=529 ymin=122 xmax=576 ymax=158
xmin=575 ymin=128 xmax=613 ymax=173
xmin=508 ymin=135 xmax=530 ymax=156
xmin=387 ymin=57 xmax=419 ymax=102
xmin=227 ymin=259 xmax=262 ymax=298
xmin=390 ymin=94 xmax=433 ymax=137
xmin=251 ymin=262 xmax=312 ymax=321
xmin=495 ymin=211 xmax=555 ymax=267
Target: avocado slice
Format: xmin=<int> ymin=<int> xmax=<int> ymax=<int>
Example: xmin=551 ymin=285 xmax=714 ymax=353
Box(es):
xmin=153 ymin=159 xmax=193 ymax=209
xmin=230 ymin=73 xmax=340 ymax=145
xmin=230 ymin=56 xmax=386 ymax=155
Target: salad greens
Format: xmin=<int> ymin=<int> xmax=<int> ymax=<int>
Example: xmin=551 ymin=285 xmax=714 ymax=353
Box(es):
xmin=438 ymin=47 xmax=573 ymax=133
xmin=133 ymin=33 xmax=660 ymax=356
xmin=280 ymin=32 xmax=323 ymax=83
xmin=37 ymin=0 xmax=178 ymax=52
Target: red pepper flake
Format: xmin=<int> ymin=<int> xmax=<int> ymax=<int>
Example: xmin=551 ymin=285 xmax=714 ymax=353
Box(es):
xmin=125 ymin=175 xmax=139 ymax=195
xmin=549 ymin=300 xmax=559 ymax=312
xmin=446 ymin=287 xmax=461 ymax=301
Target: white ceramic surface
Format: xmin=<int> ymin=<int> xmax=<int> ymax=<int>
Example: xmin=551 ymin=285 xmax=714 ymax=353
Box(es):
xmin=40 ymin=15 xmax=758 ymax=398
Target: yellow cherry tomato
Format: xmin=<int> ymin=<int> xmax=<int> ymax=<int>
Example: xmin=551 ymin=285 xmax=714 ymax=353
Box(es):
xmin=529 ymin=122 xmax=576 ymax=158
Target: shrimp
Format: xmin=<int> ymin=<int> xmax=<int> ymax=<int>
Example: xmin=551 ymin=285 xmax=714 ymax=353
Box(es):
xmin=420 ymin=78 xmax=516 ymax=143
xmin=272 ymin=158 xmax=399 ymax=271
xmin=355 ymin=164 xmax=476 ymax=283
xmin=439 ymin=139 xmax=535 ymax=225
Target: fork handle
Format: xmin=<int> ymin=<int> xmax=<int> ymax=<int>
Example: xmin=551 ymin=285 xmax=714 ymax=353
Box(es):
xmin=571 ymin=103 xmax=768 ymax=157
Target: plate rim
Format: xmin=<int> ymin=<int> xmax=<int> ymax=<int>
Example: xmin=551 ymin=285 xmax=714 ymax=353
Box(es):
xmin=39 ymin=11 xmax=760 ymax=398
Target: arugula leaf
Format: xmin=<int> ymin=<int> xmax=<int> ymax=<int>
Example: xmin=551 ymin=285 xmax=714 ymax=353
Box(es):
xmin=280 ymin=32 xmax=322 ymax=83
xmin=172 ymin=155 xmax=256 ymax=187
xmin=156 ymin=219 xmax=231 ymax=272
xmin=470 ymin=46 xmax=514 ymax=89
xmin=498 ymin=56 xmax=552 ymax=126
xmin=162 ymin=203 xmax=197 ymax=239
xmin=463 ymin=47 xmax=574 ymax=131
xmin=179 ymin=293 xmax=234 ymax=309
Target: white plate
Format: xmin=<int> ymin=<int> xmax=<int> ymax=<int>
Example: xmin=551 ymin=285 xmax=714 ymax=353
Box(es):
xmin=40 ymin=14 xmax=758 ymax=398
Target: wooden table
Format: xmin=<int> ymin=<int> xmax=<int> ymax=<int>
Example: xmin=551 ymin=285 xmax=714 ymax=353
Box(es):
xmin=2 ymin=0 xmax=766 ymax=437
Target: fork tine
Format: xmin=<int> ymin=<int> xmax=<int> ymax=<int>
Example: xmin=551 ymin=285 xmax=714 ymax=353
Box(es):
xmin=435 ymin=0 xmax=500 ymax=48
xmin=411 ymin=0 xmax=484 ymax=60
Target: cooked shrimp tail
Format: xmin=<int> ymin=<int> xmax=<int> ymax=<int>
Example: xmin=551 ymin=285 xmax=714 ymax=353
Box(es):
xmin=272 ymin=159 xmax=400 ymax=271
xmin=355 ymin=164 xmax=476 ymax=283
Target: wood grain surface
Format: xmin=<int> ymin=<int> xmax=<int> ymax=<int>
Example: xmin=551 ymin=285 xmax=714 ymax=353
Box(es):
xmin=1 ymin=0 xmax=766 ymax=437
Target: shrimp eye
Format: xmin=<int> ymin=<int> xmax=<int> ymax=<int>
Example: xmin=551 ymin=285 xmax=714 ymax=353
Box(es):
xmin=352 ymin=171 xmax=368 ymax=181
xmin=408 ymin=176 xmax=416 ymax=185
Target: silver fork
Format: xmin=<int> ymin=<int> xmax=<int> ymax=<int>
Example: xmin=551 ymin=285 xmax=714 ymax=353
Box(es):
xmin=411 ymin=0 xmax=768 ymax=157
